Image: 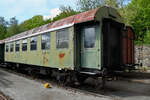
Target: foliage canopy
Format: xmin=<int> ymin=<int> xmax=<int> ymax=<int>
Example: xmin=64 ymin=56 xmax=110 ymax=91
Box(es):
xmin=0 ymin=0 xmax=150 ymax=44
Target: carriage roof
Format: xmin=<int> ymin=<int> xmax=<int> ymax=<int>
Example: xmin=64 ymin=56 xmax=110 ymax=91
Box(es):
xmin=0 ymin=6 xmax=122 ymax=44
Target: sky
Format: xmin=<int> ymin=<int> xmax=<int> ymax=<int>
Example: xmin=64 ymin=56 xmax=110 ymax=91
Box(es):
xmin=0 ymin=0 xmax=76 ymax=23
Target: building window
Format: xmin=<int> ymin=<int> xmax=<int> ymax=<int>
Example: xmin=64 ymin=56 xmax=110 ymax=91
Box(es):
xmin=30 ymin=36 xmax=37 ymax=50
xmin=5 ymin=43 xmax=9 ymax=52
xmin=10 ymin=42 xmax=14 ymax=52
xmin=84 ymin=27 xmax=96 ymax=48
xmin=41 ymin=33 xmax=50 ymax=50
xmin=22 ymin=39 xmax=27 ymax=51
xmin=56 ymin=28 xmax=69 ymax=49
xmin=15 ymin=41 xmax=20 ymax=52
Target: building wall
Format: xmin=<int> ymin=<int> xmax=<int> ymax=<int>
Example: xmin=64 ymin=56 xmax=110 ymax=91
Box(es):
xmin=135 ymin=45 xmax=150 ymax=67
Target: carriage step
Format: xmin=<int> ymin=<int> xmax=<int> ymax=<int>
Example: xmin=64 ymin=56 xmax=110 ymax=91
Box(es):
xmin=80 ymin=71 xmax=97 ymax=75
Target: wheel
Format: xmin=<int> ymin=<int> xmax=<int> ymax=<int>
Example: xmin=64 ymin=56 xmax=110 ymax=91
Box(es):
xmin=101 ymin=68 xmax=108 ymax=89
xmin=77 ymin=74 xmax=88 ymax=85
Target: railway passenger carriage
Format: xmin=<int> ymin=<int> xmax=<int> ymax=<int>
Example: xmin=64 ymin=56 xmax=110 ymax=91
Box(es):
xmin=0 ymin=6 xmax=136 ymax=83
xmin=5 ymin=26 xmax=75 ymax=70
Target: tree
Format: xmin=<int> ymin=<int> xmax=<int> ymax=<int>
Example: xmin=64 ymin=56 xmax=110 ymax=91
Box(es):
xmin=104 ymin=0 xmax=119 ymax=8
xmin=19 ymin=15 xmax=45 ymax=32
xmin=6 ymin=17 xmax=20 ymax=37
xmin=128 ymin=0 xmax=150 ymax=42
xmin=77 ymin=0 xmax=104 ymax=11
xmin=0 ymin=17 xmax=8 ymax=39
xmin=77 ymin=0 xmax=131 ymax=11
xmin=9 ymin=6 xmax=78 ymax=35
xmin=52 ymin=6 xmax=79 ymax=22
xmin=77 ymin=0 xmax=132 ymax=23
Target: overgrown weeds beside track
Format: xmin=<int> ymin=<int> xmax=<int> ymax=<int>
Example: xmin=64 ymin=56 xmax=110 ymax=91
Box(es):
xmin=0 ymin=91 xmax=13 ymax=100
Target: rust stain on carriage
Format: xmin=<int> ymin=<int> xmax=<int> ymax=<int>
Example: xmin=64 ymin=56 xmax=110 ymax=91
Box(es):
xmin=43 ymin=52 xmax=48 ymax=66
xmin=59 ymin=53 xmax=65 ymax=66
xmin=59 ymin=53 xmax=65 ymax=59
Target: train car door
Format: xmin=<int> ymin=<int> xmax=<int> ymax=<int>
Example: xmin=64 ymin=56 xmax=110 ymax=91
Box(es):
xmin=102 ymin=19 xmax=124 ymax=70
xmin=123 ymin=26 xmax=135 ymax=65
xmin=0 ymin=43 xmax=4 ymax=63
xmin=80 ymin=25 xmax=101 ymax=69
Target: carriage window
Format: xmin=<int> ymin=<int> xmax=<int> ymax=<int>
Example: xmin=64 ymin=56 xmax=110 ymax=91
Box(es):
xmin=41 ymin=33 xmax=50 ymax=50
xmin=5 ymin=43 xmax=9 ymax=52
xmin=84 ymin=27 xmax=96 ymax=48
xmin=30 ymin=36 xmax=37 ymax=50
xmin=10 ymin=42 xmax=14 ymax=52
xmin=15 ymin=41 xmax=20 ymax=52
xmin=22 ymin=39 xmax=27 ymax=51
xmin=56 ymin=28 xmax=69 ymax=49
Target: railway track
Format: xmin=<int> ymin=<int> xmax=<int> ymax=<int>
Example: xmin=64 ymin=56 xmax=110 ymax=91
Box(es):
xmin=0 ymin=65 xmax=115 ymax=100
xmin=1 ymin=65 xmax=150 ymax=100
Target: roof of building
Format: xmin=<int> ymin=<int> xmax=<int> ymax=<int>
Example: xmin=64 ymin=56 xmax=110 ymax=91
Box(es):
xmin=0 ymin=8 xmax=99 ymax=44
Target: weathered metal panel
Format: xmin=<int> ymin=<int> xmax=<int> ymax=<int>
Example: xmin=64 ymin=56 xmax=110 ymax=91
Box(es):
xmin=80 ymin=25 xmax=101 ymax=69
xmin=74 ymin=8 xmax=98 ymax=23
xmin=5 ymin=43 xmax=9 ymax=61
xmin=123 ymin=26 xmax=135 ymax=65
xmin=127 ymin=27 xmax=135 ymax=64
xmin=123 ymin=35 xmax=127 ymax=64
xmin=5 ymin=26 xmax=74 ymax=70
xmin=95 ymin=6 xmax=123 ymax=23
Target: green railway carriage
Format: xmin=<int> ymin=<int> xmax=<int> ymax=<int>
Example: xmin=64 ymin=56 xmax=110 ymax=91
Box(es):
xmin=1 ymin=6 xmax=125 ymax=75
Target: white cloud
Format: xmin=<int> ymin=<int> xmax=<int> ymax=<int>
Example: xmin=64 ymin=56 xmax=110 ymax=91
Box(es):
xmin=50 ymin=8 xmax=62 ymax=19
xmin=43 ymin=8 xmax=62 ymax=20
xmin=0 ymin=0 xmax=49 ymax=21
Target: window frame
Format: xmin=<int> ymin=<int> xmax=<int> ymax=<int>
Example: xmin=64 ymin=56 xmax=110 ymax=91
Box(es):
xmin=41 ymin=33 xmax=50 ymax=50
xmin=15 ymin=40 xmax=20 ymax=52
xmin=5 ymin=43 xmax=9 ymax=52
xmin=10 ymin=42 xmax=14 ymax=52
xmin=30 ymin=36 xmax=37 ymax=51
xmin=56 ymin=28 xmax=69 ymax=49
xmin=22 ymin=39 xmax=27 ymax=51
xmin=83 ymin=26 xmax=96 ymax=49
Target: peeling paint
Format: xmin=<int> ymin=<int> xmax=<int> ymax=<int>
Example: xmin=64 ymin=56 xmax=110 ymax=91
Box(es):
xmin=43 ymin=52 xmax=48 ymax=66
xmin=59 ymin=53 xmax=65 ymax=66
xmin=59 ymin=53 xmax=65 ymax=59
